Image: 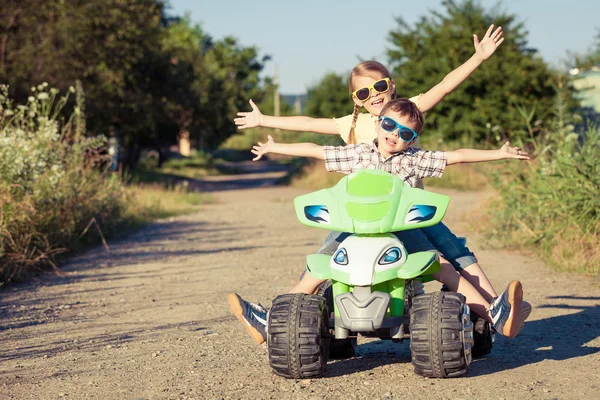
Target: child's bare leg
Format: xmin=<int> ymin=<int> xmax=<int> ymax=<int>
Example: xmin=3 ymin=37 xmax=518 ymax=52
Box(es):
xmin=433 ymin=259 xmax=491 ymax=321
xmin=459 ymin=262 xmax=498 ymax=303
xmin=289 ymin=273 xmax=325 ymax=294
xmin=421 ymin=223 xmax=498 ymax=303
xmin=434 ymin=257 xmax=529 ymax=338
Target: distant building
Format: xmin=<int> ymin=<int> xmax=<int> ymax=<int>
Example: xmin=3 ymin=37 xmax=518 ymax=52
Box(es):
xmin=281 ymin=94 xmax=308 ymax=114
xmin=571 ymin=67 xmax=600 ymax=114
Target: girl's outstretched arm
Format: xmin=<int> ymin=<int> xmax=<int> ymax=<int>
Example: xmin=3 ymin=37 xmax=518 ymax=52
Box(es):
xmin=235 ymin=99 xmax=338 ymax=134
xmin=251 ymin=135 xmax=325 ymax=161
xmin=418 ymin=24 xmax=505 ymax=113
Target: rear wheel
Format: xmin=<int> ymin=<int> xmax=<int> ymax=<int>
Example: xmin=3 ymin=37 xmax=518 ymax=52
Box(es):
xmin=409 ymin=291 xmax=473 ymax=378
xmin=471 ymin=313 xmax=494 ymax=359
xmin=267 ymin=293 xmax=330 ymax=378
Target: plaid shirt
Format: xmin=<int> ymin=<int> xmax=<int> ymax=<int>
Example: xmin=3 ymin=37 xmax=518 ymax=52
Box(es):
xmin=323 ymin=140 xmax=447 ymax=187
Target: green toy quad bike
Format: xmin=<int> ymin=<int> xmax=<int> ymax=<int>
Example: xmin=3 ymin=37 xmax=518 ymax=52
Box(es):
xmin=267 ymin=170 xmax=492 ymax=379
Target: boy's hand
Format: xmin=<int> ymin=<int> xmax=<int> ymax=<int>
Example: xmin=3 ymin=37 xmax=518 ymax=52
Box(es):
xmin=251 ymin=135 xmax=275 ymax=161
xmin=500 ymin=141 xmax=530 ymax=160
xmin=234 ymin=99 xmax=262 ymax=129
xmin=473 ymin=24 xmax=504 ymax=61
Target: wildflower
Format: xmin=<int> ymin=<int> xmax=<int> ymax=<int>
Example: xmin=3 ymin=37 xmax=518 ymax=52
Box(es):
xmin=69 ymin=86 xmax=76 ymax=93
xmin=31 ymin=86 xmax=36 ymax=92
xmin=37 ymin=93 xmax=49 ymax=100
xmin=28 ymin=96 xmax=35 ymax=102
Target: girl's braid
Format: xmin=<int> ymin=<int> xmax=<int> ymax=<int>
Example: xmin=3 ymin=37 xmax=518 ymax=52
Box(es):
xmin=347 ymin=103 xmax=360 ymax=145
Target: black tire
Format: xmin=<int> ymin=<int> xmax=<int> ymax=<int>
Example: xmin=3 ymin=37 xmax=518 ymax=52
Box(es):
xmin=441 ymin=285 xmax=493 ymax=359
xmin=471 ymin=312 xmax=494 ymax=359
xmin=409 ymin=291 xmax=473 ymax=378
xmin=267 ymin=293 xmax=330 ymax=379
xmin=318 ymin=280 xmax=357 ymax=359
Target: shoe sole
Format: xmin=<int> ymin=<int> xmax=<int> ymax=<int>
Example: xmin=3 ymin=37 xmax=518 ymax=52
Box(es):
xmin=228 ymin=293 xmax=266 ymax=345
xmin=502 ymin=281 xmax=524 ymax=338
xmin=514 ymin=301 xmax=532 ymax=336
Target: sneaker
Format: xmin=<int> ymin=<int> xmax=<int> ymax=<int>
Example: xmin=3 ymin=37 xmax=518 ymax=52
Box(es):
xmin=489 ymin=280 xmax=527 ymax=338
xmin=228 ymin=293 xmax=268 ymax=344
xmin=515 ymin=300 xmax=532 ymax=333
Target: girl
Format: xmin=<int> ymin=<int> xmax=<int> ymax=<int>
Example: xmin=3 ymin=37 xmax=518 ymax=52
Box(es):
xmin=229 ymin=25 xmax=530 ymax=344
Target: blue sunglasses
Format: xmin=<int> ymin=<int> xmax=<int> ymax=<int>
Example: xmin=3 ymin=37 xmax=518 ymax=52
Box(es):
xmin=378 ymin=116 xmax=419 ymax=142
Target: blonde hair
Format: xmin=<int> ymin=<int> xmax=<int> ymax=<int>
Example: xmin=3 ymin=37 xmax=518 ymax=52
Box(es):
xmin=347 ymin=61 xmax=395 ymax=144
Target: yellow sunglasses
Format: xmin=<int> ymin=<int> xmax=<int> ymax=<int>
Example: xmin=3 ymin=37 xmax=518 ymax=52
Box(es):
xmin=352 ymin=78 xmax=391 ymax=102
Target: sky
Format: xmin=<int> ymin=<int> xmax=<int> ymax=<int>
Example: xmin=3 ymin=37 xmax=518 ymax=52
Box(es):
xmin=168 ymin=0 xmax=599 ymax=94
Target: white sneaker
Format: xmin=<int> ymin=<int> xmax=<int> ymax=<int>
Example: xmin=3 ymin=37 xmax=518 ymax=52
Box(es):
xmin=228 ymin=293 xmax=268 ymax=344
xmin=489 ymin=281 xmax=527 ymax=338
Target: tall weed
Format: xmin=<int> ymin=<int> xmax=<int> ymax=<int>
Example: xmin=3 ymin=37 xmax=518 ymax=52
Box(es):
xmin=0 ymin=83 xmax=121 ymax=283
xmin=484 ymin=88 xmax=600 ymax=275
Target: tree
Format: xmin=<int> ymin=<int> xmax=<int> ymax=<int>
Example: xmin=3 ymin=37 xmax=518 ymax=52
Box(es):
xmin=304 ymin=72 xmax=352 ymax=118
xmin=200 ymin=36 xmax=268 ymax=149
xmin=572 ymin=28 xmax=600 ymax=70
xmin=0 ymin=2 xmax=271 ymax=165
xmin=386 ymin=0 xmax=570 ymax=143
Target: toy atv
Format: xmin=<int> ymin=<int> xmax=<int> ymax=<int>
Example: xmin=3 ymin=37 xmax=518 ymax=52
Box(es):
xmin=267 ymin=170 xmax=483 ymax=379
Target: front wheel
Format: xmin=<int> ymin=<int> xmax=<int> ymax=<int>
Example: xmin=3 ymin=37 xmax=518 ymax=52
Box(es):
xmin=409 ymin=291 xmax=474 ymax=378
xmin=267 ymin=293 xmax=330 ymax=379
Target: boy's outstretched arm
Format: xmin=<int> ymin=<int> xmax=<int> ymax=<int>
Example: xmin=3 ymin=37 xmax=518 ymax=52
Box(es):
xmin=235 ymin=100 xmax=338 ymax=134
xmin=418 ymin=24 xmax=505 ymax=113
xmin=446 ymin=141 xmax=530 ymax=165
xmin=251 ymin=135 xmax=325 ymax=161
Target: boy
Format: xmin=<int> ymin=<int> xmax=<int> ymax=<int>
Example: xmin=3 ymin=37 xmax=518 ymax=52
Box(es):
xmin=231 ymin=98 xmax=531 ymax=344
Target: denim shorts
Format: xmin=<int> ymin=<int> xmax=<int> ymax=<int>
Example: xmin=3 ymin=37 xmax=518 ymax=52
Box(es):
xmin=420 ymin=222 xmax=477 ymax=271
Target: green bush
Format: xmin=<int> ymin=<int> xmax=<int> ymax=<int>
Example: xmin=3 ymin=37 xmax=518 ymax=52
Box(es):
xmin=485 ymin=121 xmax=600 ymax=275
xmin=0 ymin=84 xmax=123 ymax=284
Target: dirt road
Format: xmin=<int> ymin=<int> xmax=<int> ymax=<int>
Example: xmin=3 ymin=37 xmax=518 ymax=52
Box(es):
xmin=1 ymin=169 xmax=599 ymax=400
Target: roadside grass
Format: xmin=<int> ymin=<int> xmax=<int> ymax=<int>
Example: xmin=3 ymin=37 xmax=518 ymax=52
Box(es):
xmin=0 ymin=85 xmax=212 ymax=286
xmin=123 ymin=183 xmax=212 ymax=224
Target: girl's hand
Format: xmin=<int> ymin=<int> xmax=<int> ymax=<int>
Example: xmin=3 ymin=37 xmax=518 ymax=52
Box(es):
xmin=234 ymin=99 xmax=263 ymax=129
xmin=251 ymin=135 xmax=275 ymax=161
xmin=500 ymin=141 xmax=530 ymax=160
xmin=473 ymin=24 xmax=504 ymax=61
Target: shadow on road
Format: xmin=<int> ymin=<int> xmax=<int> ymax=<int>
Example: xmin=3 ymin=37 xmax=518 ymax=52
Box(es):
xmin=325 ymin=295 xmax=600 ymax=378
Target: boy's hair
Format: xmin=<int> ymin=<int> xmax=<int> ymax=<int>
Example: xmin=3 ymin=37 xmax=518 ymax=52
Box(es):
xmin=347 ymin=61 xmax=396 ymax=145
xmin=380 ymin=98 xmax=424 ymax=134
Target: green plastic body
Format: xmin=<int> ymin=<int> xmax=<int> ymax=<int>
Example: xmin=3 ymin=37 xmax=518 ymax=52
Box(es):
xmin=298 ymin=170 xmax=449 ymax=319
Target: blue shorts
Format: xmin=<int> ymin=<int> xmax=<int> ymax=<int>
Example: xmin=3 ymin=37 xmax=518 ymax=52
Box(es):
xmin=420 ymin=222 xmax=477 ymax=271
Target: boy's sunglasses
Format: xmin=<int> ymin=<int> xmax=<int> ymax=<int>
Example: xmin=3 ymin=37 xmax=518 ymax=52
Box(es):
xmin=352 ymin=78 xmax=391 ymax=102
xmin=378 ymin=116 xmax=419 ymax=142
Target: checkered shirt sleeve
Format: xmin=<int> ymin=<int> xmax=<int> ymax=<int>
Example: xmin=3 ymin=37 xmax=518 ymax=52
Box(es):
xmin=323 ymin=144 xmax=368 ymax=174
xmin=410 ymin=148 xmax=447 ymax=179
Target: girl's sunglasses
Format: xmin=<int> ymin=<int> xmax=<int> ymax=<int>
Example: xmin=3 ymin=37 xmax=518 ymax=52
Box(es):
xmin=352 ymin=78 xmax=391 ymax=102
xmin=378 ymin=116 xmax=418 ymax=142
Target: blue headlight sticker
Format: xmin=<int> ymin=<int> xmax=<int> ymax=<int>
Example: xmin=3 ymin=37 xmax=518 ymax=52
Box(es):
xmin=379 ymin=247 xmax=402 ymax=265
xmin=405 ymin=205 xmax=437 ymax=224
xmin=304 ymin=205 xmax=331 ymax=224
xmin=333 ymin=248 xmax=348 ymax=265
